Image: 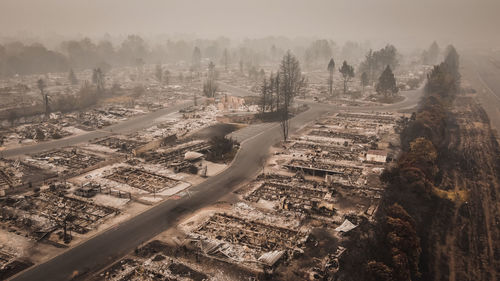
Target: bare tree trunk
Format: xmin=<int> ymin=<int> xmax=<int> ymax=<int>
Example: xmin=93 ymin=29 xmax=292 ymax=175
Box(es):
xmin=280 ymin=81 xmax=289 ymax=141
xmin=280 ymin=112 xmax=289 ymax=141
xmin=275 ymin=75 xmax=280 ymax=113
xmin=278 ymin=51 xmax=304 ymax=141
xmin=328 ymin=71 xmax=333 ymax=95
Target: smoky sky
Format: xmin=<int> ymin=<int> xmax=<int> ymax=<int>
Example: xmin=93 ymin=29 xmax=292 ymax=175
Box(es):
xmin=1 ymin=0 xmax=499 ymax=47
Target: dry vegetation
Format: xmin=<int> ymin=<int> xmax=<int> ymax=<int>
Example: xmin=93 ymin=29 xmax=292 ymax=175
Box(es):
xmin=338 ymin=47 xmax=500 ymax=281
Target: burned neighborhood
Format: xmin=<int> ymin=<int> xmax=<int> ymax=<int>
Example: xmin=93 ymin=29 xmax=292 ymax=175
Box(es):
xmin=1 ymin=1 xmax=500 ymax=281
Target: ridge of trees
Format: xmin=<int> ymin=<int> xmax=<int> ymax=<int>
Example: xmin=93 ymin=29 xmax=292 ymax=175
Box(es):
xmin=373 ymin=46 xmax=459 ymax=280
xmin=0 ymin=36 xmax=372 ymax=78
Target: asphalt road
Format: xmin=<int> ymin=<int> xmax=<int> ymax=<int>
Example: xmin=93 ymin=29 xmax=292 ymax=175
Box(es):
xmin=10 ymin=86 xmax=423 ymax=281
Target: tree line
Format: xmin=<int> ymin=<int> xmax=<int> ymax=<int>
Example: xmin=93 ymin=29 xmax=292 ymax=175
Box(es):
xmin=0 ymin=35 xmax=385 ymax=79
xmin=0 ymin=36 xmax=231 ymax=77
xmin=338 ymin=45 xmax=461 ymax=281
xmin=323 ymin=44 xmax=399 ymax=99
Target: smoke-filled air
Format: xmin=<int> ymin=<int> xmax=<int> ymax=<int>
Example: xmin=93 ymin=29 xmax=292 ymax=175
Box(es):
xmin=0 ymin=1 xmax=499 ymax=281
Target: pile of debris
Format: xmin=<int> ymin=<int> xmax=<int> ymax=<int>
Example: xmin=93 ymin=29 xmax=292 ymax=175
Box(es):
xmin=96 ymin=240 xmax=243 ymax=281
xmin=105 ymin=167 xmax=179 ymax=193
xmin=93 ymin=137 xmax=146 ymax=153
xmin=245 ymin=174 xmax=337 ymax=219
xmin=142 ymin=141 xmax=210 ymax=172
xmin=15 ymin=123 xmax=71 ymax=141
xmin=0 ymin=159 xmax=53 ymax=190
xmin=187 ymin=210 xmax=307 ymax=272
xmin=285 ymin=159 xmax=363 ymax=182
xmin=0 ymin=189 xmax=117 ymax=239
xmin=29 ymin=148 xmax=106 ymax=172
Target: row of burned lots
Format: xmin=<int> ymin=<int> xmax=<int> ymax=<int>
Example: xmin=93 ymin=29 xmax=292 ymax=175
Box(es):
xmin=0 ymin=186 xmax=117 ymax=243
xmin=230 ymin=111 xmax=404 ymax=279
xmin=96 ymin=202 xmax=307 ymax=281
xmin=26 ymin=148 xmax=108 ymax=174
xmin=0 ymin=158 xmax=55 ymax=193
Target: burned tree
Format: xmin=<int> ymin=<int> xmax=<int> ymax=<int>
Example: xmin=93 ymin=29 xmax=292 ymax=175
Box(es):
xmin=222 ymin=48 xmax=230 ymax=71
xmin=68 ymin=68 xmax=78 ymax=85
xmin=239 ymin=59 xmax=244 ymax=74
xmin=339 ymin=61 xmax=355 ymax=95
xmin=92 ymin=68 xmax=105 ymax=94
xmin=327 ymin=58 xmax=335 ymax=95
xmin=203 ymin=61 xmax=218 ymax=97
xmin=259 ymin=68 xmax=265 ymax=81
xmin=37 ymin=78 xmax=50 ymax=118
xmin=267 ymin=72 xmax=276 ymax=112
xmin=155 ymin=63 xmax=163 ymax=84
xmin=279 ymin=51 xmax=305 ymax=141
xmin=192 ymin=46 xmax=202 ymax=73
xmin=359 ymin=49 xmax=376 ymax=84
xmin=361 ymin=71 xmax=369 ymax=94
xmin=260 ymin=78 xmax=269 ymax=113
xmin=37 ymin=78 xmax=46 ymax=96
xmin=163 ymin=69 xmax=170 ymax=87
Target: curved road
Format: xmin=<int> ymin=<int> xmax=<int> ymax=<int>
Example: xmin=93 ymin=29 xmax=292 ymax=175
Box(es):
xmin=11 ymin=87 xmax=423 ymax=281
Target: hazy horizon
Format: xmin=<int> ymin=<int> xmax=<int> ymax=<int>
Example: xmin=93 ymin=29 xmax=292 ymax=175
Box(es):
xmin=1 ymin=0 xmax=499 ymax=49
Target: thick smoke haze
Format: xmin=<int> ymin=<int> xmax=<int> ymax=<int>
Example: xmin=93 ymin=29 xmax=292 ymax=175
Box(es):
xmin=1 ymin=0 xmax=499 ymax=48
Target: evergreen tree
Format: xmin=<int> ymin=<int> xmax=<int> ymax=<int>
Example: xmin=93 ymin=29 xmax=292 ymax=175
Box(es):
xmin=376 ymin=65 xmax=398 ymax=98
xmin=423 ymin=41 xmax=440 ymax=65
xmin=444 ymin=45 xmax=460 ymax=85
